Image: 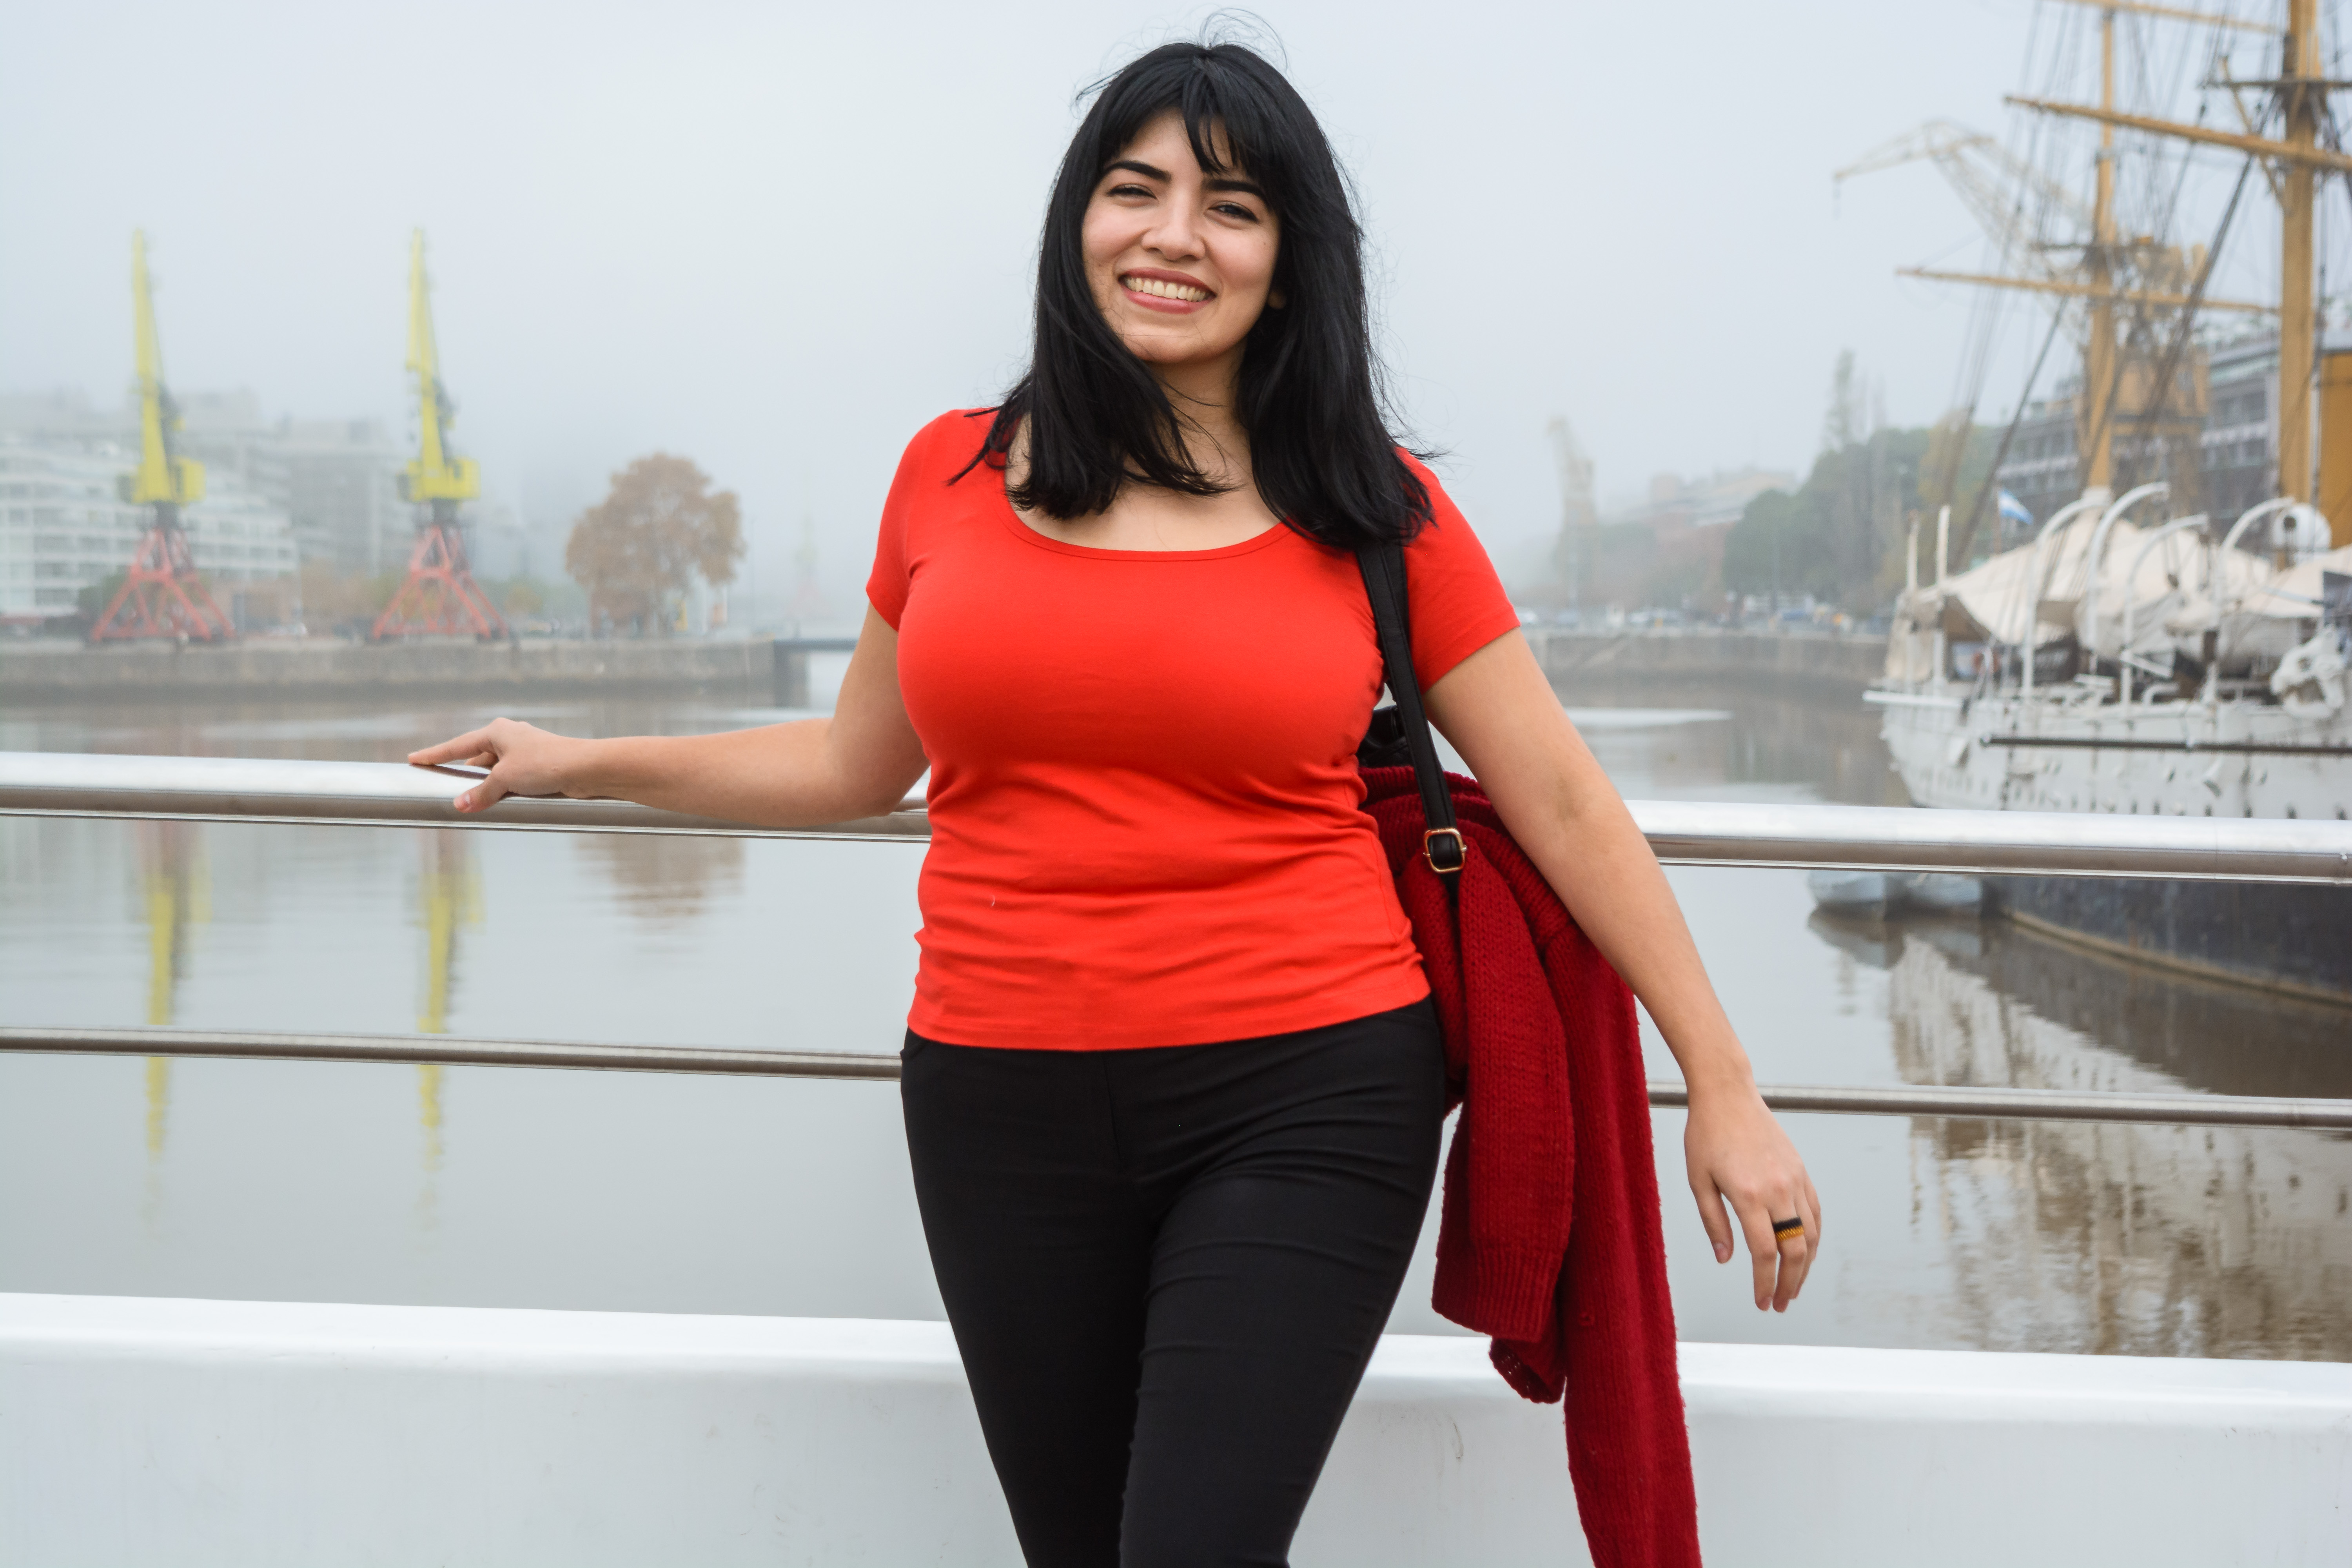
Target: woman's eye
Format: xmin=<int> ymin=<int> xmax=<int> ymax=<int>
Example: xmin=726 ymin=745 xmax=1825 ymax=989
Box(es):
xmin=1107 ymin=183 xmax=1152 ymax=199
xmin=1213 ymin=203 xmax=1259 ymax=221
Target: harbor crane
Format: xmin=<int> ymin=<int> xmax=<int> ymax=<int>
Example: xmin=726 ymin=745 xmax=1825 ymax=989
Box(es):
xmin=372 ymin=230 xmax=508 ymax=640
xmin=1844 ymin=30 xmax=2272 ymax=526
xmin=1835 ymin=117 xmax=2261 ymax=318
xmin=1836 ymin=118 xmax=2094 ymax=289
xmin=89 ymin=232 xmax=236 ymax=643
xmin=1545 ymin=416 xmax=1597 ymax=614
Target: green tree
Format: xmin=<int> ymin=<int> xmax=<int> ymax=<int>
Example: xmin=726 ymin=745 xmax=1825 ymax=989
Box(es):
xmin=76 ymin=569 xmax=129 ymax=621
xmin=1724 ymin=425 xmax=1979 ymax=610
xmin=497 ymin=577 xmax=546 ymax=619
xmin=1821 ymin=349 xmax=1865 ymax=454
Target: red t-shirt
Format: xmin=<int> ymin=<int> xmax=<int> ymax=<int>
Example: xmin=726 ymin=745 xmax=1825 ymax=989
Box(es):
xmin=866 ymin=409 xmax=1521 ymax=1050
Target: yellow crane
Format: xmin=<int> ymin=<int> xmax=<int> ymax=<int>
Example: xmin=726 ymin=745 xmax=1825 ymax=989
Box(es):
xmin=374 ymin=229 xmax=508 ymax=639
xmin=399 ymin=229 xmax=478 ymax=509
xmin=126 ymin=232 xmax=204 ymax=511
xmin=90 ymin=232 xmax=236 ymax=642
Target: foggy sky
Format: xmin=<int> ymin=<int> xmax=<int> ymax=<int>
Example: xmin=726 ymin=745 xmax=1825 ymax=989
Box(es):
xmin=0 ymin=1 xmax=2308 ymax=600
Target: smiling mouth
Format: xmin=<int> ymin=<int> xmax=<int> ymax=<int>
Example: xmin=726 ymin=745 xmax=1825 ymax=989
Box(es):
xmin=1122 ymin=273 xmax=1213 ymax=302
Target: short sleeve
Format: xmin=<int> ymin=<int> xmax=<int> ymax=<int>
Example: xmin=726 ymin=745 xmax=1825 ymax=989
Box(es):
xmin=864 ymin=419 xmax=948 ymax=630
xmin=1398 ymin=455 xmax=1522 ymax=690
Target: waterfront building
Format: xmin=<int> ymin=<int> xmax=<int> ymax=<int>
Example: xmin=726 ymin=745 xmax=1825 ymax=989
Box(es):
xmin=1993 ymin=329 xmax=2348 ymax=547
xmin=1618 ymin=466 xmax=1801 ymax=534
xmin=0 ymin=388 xmax=404 ymax=576
xmin=0 ymin=436 xmax=298 ymax=627
xmin=279 ymin=420 xmax=406 ymax=573
xmin=464 ymin=503 xmax=564 ymax=583
xmin=1584 ymin=465 xmax=1798 ymax=609
xmin=1988 ymin=389 xmax=2081 ymax=546
xmin=2201 ymin=332 xmax=2285 ymax=527
xmin=171 ymin=392 xmax=406 ymax=574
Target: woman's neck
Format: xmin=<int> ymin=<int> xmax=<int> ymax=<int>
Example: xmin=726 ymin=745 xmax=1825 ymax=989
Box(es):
xmin=1006 ymin=346 xmax=1279 ymax=549
xmin=1151 ymin=352 xmax=1247 ymax=484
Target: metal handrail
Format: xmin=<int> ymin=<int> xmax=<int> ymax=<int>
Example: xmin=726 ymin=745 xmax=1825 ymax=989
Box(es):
xmin=5 ymin=751 xmax=2350 ymax=882
xmin=0 ymin=751 xmax=929 ymax=843
xmin=7 ymin=1027 xmax=2347 ymax=1130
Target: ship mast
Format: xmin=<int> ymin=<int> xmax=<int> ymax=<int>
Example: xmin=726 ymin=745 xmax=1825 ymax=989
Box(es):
xmin=2277 ymin=0 xmax=2320 ymax=506
xmin=2083 ymin=6 xmax=2119 ymax=495
xmin=2011 ymin=0 xmax=2347 ymax=520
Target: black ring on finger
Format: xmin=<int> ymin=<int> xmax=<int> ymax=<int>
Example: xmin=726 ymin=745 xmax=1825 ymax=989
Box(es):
xmin=1771 ymin=1216 xmax=1806 ymax=1239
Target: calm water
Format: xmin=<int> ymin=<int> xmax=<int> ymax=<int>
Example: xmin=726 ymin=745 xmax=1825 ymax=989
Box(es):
xmin=3 ymin=667 xmax=2348 ymax=1359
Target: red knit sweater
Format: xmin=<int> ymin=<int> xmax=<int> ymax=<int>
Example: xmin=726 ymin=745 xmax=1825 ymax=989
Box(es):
xmin=1363 ymin=766 xmax=1702 ymax=1568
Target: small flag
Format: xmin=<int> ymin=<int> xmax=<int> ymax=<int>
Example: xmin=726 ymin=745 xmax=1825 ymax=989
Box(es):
xmin=1997 ymin=489 xmax=2034 ymax=532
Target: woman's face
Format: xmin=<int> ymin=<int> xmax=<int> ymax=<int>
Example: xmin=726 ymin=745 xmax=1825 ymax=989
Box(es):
xmin=1082 ymin=109 xmax=1281 ymax=375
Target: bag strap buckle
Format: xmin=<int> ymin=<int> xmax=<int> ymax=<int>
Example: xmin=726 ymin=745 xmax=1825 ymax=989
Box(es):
xmin=1423 ymin=826 xmax=1466 ymax=875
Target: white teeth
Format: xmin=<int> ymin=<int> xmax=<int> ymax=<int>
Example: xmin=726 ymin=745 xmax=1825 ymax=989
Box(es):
xmin=1126 ymin=275 xmax=1209 ymax=301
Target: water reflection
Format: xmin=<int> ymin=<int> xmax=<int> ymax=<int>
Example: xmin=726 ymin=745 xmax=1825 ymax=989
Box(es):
xmin=1559 ymin=674 xmax=1910 ymax=806
xmin=132 ymin=820 xmax=204 ymax=1227
xmin=573 ymin=833 xmax=746 ymax=924
xmin=1925 ymin=916 xmax=2352 ymax=1098
xmin=3 ymin=686 xmax=2345 ymax=1359
xmin=411 ymin=831 xmax=480 ymax=1244
xmin=414 ymin=832 xmax=479 ymax=1036
xmin=1808 ymin=906 xmax=2352 ymax=1359
xmin=135 ymin=820 xmax=205 ymax=1028
xmin=1809 ymin=906 xmax=2352 ymax=1099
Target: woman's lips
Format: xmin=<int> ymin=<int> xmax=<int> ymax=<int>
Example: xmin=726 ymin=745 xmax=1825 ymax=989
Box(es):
xmin=1120 ymin=271 xmax=1213 ymax=314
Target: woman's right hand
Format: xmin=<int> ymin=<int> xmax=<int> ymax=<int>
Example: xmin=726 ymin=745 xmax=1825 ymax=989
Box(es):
xmin=398 ymin=611 xmax=924 ymax=829
xmin=408 ymin=719 xmax=596 ymax=812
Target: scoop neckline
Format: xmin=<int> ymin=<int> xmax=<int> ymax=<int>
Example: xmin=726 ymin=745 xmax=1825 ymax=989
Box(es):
xmin=991 ymin=471 xmax=1291 ymax=562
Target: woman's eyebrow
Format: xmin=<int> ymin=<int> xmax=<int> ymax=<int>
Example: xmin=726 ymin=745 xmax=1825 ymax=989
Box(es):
xmin=1100 ymin=160 xmax=1266 ymax=202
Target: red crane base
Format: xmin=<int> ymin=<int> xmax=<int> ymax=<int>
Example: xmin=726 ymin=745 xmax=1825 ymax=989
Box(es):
xmin=89 ymin=521 xmax=236 ymax=643
xmin=372 ymin=523 xmax=509 ymax=641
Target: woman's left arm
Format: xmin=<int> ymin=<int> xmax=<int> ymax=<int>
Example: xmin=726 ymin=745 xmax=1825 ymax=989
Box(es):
xmin=1424 ymin=629 xmax=1822 ymax=1313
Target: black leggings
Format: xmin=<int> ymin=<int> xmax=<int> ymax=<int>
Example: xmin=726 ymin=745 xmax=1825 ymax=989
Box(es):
xmin=900 ymin=1000 xmax=1446 ymax=1568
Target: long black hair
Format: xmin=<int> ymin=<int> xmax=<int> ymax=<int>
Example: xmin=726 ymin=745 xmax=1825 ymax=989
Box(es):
xmin=968 ymin=40 xmax=1431 ymax=548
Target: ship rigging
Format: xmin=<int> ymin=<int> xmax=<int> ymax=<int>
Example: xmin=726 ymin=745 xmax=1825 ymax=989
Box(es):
xmin=1849 ymin=0 xmax=2352 ymax=1004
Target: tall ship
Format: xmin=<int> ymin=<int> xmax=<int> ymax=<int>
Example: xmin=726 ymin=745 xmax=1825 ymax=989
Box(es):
xmin=1859 ymin=0 xmax=2351 ymax=1003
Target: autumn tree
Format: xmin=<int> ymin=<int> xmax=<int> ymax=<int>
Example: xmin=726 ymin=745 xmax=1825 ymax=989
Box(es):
xmin=565 ymin=454 xmax=745 ymax=634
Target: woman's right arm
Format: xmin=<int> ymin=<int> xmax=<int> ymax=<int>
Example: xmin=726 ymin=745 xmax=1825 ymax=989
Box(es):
xmin=406 ymin=606 xmax=931 ymax=827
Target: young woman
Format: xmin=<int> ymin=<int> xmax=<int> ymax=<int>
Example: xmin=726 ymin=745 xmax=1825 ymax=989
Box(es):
xmin=412 ymin=40 xmax=1819 ymax=1568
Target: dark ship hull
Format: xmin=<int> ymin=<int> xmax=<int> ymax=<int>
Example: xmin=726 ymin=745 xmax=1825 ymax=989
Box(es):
xmin=1985 ymin=876 xmax=2352 ymax=1007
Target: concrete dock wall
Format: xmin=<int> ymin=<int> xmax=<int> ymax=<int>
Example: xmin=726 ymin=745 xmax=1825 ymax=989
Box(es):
xmin=0 ymin=637 xmax=844 ymax=705
xmin=1 ymin=630 xmax=1886 ymax=704
xmin=1535 ymin=629 xmax=1887 ymax=691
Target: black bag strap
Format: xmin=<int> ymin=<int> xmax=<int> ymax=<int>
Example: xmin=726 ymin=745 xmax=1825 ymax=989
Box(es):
xmin=1357 ymin=541 xmax=1465 ymax=875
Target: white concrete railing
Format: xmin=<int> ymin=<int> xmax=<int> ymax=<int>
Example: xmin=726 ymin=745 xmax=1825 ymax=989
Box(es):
xmin=3 ymin=1294 xmax=2345 ymax=1568
xmin=5 ymin=750 xmax=2352 ymax=882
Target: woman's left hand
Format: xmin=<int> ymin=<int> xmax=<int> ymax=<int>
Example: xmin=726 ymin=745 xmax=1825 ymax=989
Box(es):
xmin=1684 ymin=1082 xmax=1820 ymax=1312
xmin=1421 ymin=632 xmax=1823 ymax=1312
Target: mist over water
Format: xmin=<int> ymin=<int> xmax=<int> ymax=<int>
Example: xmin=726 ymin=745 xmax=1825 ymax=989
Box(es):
xmin=5 ymin=673 xmax=2345 ymax=1359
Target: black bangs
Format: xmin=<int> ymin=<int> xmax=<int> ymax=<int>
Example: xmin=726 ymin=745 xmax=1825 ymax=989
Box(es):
xmin=964 ymin=39 xmax=1430 ymax=550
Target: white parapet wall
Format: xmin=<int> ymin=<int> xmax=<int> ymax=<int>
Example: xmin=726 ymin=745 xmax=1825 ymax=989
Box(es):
xmin=2 ymin=1293 xmax=2347 ymax=1566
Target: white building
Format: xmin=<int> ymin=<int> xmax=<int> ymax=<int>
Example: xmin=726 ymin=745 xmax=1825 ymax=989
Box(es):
xmin=0 ymin=437 xmax=298 ymax=627
xmin=176 ymin=393 xmax=405 ymax=573
xmin=0 ymin=388 xmax=405 ymax=576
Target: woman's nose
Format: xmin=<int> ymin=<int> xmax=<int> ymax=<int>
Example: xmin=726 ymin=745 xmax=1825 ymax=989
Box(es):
xmin=1142 ymin=205 xmax=1204 ymax=261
